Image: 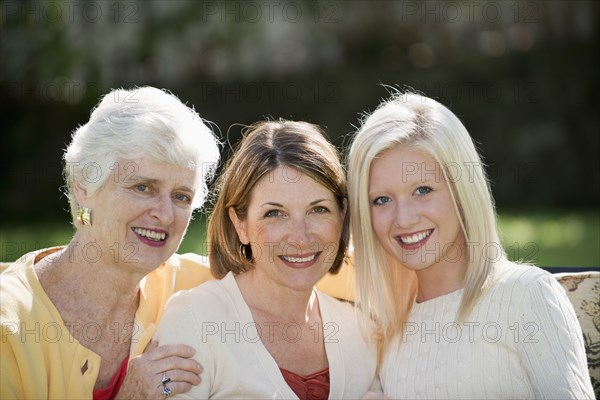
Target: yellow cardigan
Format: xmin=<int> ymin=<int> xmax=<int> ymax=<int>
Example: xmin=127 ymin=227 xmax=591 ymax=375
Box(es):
xmin=0 ymin=248 xmax=353 ymax=399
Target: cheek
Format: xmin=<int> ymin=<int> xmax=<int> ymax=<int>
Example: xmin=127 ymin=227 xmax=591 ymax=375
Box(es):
xmin=249 ymin=223 xmax=278 ymax=243
xmin=433 ymin=199 xmax=460 ymax=230
xmin=173 ymin=209 xmax=192 ymax=231
xmin=323 ymin=220 xmax=343 ymax=243
xmin=309 ymin=213 xmax=343 ymax=235
xmin=447 ymin=214 xmax=463 ymax=242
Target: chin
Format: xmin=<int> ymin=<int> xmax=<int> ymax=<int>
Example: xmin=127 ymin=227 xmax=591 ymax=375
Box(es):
xmin=285 ymin=276 xmax=321 ymax=292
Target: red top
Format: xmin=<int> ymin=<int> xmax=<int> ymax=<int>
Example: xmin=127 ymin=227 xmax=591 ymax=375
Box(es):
xmin=280 ymin=367 xmax=330 ymax=400
xmin=93 ymin=356 xmax=129 ymax=400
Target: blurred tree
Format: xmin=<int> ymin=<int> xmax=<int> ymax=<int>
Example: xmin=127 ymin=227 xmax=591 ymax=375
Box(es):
xmin=0 ymin=0 xmax=598 ymax=223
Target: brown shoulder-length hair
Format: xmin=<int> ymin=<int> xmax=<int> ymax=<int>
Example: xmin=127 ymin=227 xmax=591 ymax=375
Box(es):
xmin=208 ymin=120 xmax=349 ymax=279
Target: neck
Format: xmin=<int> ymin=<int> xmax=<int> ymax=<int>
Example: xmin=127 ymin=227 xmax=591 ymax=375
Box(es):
xmin=415 ymin=244 xmax=468 ymax=303
xmin=235 ymin=270 xmax=317 ymax=323
xmin=416 ymin=270 xmax=463 ymax=303
xmin=39 ymin=239 xmax=144 ymax=318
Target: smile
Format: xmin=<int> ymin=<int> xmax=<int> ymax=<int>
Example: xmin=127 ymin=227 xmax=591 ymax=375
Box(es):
xmin=132 ymin=227 xmax=168 ymax=242
xmin=278 ymin=252 xmax=322 ymax=269
xmin=280 ymin=253 xmax=317 ymax=263
xmin=397 ymin=229 xmax=433 ymax=245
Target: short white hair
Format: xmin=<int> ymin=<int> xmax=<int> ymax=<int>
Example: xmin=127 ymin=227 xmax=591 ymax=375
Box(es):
xmin=63 ymin=86 xmax=220 ymax=221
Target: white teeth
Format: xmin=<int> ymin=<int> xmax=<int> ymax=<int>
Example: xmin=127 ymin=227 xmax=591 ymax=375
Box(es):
xmin=400 ymin=230 xmax=432 ymax=244
xmin=133 ymin=228 xmax=166 ymax=241
xmin=281 ymin=254 xmax=316 ymax=263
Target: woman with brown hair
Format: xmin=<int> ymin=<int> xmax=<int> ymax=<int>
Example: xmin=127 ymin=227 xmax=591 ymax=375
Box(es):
xmin=155 ymin=120 xmax=376 ymax=399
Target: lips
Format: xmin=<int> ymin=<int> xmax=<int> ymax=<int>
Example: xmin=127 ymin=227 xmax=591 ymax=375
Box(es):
xmin=278 ymin=252 xmax=320 ymax=268
xmin=395 ymin=229 xmax=433 ymax=249
xmin=132 ymin=227 xmax=168 ymax=245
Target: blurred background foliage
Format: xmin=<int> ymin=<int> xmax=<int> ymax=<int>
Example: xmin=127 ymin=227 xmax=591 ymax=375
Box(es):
xmin=0 ymin=0 xmax=598 ymax=265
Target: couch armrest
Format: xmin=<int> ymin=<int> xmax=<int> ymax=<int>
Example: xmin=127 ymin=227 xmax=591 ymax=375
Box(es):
xmin=554 ymin=271 xmax=600 ymax=395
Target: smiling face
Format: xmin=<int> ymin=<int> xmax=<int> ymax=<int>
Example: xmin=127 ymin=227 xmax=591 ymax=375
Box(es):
xmin=229 ymin=166 xmax=345 ymax=292
xmin=368 ymin=145 xmax=467 ymax=278
xmin=75 ymin=157 xmax=196 ymax=272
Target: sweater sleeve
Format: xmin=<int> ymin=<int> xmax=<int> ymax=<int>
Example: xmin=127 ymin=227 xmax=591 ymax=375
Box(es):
xmin=154 ymin=290 xmax=213 ymax=399
xmin=0 ymin=328 xmax=24 ymax=399
xmin=515 ymin=271 xmax=594 ymax=399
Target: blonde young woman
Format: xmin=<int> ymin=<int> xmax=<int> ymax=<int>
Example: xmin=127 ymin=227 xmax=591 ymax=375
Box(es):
xmin=347 ymin=92 xmax=594 ymax=399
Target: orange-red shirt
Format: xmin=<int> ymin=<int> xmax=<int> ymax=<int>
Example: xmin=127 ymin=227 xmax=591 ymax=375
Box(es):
xmin=92 ymin=356 xmax=129 ymax=400
xmin=280 ymin=367 xmax=330 ymax=400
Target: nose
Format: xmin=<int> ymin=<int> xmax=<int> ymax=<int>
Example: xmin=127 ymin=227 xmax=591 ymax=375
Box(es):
xmin=394 ymin=199 xmax=418 ymax=228
xmin=150 ymin=193 xmax=175 ymax=225
xmin=287 ymin=215 xmax=311 ymax=249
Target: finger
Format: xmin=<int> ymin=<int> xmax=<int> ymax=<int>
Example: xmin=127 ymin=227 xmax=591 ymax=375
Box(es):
xmin=146 ymin=340 xmax=159 ymax=352
xmin=175 ymin=382 xmax=194 ymax=395
xmin=161 ymin=356 xmax=203 ymax=374
xmin=157 ymin=381 xmax=194 ymax=398
xmin=161 ymin=369 xmax=202 ymax=386
xmin=146 ymin=343 xmax=196 ymax=360
xmin=166 ymin=357 xmax=204 ymax=375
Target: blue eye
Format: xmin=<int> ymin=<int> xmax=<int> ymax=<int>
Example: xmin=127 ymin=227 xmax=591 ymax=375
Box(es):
xmin=135 ymin=184 xmax=149 ymax=192
xmin=174 ymin=193 xmax=191 ymax=203
xmin=312 ymin=206 xmax=330 ymax=214
xmin=415 ymin=186 xmax=432 ymax=196
xmin=373 ymin=196 xmax=391 ymax=205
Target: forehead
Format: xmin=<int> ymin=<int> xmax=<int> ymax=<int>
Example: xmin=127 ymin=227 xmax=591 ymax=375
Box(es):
xmin=114 ymin=157 xmax=197 ymax=187
xmin=374 ymin=145 xmax=436 ymax=167
xmin=370 ymin=145 xmax=442 ymax=184
xmin=249 ymin=166 xmax=333 ymax=202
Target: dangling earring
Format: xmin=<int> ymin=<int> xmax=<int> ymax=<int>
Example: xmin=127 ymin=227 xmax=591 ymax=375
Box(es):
xmin=240 ymin=243 xmax=252 ymax=261
xmin=77 ymin=207 xmax=92 ymax=226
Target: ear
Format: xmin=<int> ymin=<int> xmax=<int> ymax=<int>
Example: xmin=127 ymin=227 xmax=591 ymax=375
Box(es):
xmin=72 ymin=179 xmax=89 ymax=206
xmin=228 ymin=207 xmax=250 ymax=244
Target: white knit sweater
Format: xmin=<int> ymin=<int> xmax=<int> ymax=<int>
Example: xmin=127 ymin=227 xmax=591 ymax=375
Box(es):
xmin=155 ymin=272 xmax=377 ymax=399
xmin=380 ymin=262 xmax=594 ymax=399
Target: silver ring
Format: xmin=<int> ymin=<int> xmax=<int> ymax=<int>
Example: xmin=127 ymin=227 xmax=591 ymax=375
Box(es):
xmin=161 ymin=372 xmax=172 ymax=397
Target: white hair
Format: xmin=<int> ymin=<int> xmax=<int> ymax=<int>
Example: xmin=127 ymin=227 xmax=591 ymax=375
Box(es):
xmin=63 ymin=86 xmax=220 ymax=221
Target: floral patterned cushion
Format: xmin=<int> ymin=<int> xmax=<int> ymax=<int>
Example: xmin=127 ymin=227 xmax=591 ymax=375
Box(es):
xmin=554 ymin=271 xmax=600 ymax=396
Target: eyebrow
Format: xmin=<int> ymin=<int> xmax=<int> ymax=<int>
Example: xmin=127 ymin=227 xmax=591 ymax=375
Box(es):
xmin=130 ymin=177 xmax=195 ymax=193
xmin=131 ymin=176 xmax=156 ymax=182
xmin=260 ymin=199 xmax=331 ymax=207
xmin=177 ymin=186 xmax=195 ymax=194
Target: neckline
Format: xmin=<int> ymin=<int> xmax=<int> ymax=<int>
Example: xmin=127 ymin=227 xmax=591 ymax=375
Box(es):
xmin=414 ymin=287 xmax=463 ymax=306
xmin=221 ymin=272 xmax=334 ymax=396
xmin=280 ymin=366 xmax=330 ymax=379
xmin=15 ymin=248 xmax=103 ymax=360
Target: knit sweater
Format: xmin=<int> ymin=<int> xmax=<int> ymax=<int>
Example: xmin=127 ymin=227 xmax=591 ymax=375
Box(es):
xmin=380 ymin=262 xmax=594 ymax=399
xmin=154 ymin=272 xmax=377 ymax=399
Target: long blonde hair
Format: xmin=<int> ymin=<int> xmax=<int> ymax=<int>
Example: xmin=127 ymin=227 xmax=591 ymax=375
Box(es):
xmin=348 ymin=91 xmax=504 ymax=355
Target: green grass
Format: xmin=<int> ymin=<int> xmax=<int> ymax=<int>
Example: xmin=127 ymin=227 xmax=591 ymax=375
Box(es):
xmin=1 ymin=211 xmax=598 ymax=267
xmin=498 ymin=210 xmax=599 ymax=267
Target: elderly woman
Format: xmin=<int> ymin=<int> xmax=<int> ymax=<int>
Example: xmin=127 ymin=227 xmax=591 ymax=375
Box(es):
xmin=348 ymin=91 xmax=594 ymax=398
xmin=0 ymin=87 xmax=220 ymax=399
xmin=154 ymin=121 xmax=377 ymax=399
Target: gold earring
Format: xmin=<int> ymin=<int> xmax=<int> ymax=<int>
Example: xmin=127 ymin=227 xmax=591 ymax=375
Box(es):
xmin=77 ymin=207 xmax=92 ymax=226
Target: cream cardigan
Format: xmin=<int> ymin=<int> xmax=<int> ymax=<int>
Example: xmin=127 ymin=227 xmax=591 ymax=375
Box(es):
xmin=154 ymin=272 xmax=377 ymax=399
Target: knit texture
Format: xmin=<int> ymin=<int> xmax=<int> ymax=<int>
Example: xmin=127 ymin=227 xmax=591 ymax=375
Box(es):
xmin=380 ymin=262 xmax=594 ymax=399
